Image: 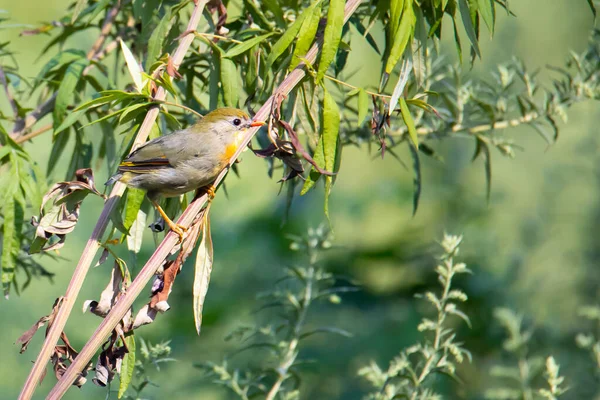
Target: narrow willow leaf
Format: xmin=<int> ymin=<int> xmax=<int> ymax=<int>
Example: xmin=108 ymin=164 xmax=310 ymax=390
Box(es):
xmin=194 ymin=211 xmax=214 ymax=335
xmin=220 ymin=57 xmax=238 ymax=107
xmin=146 ymin=8 xmax=173 ymax=68
xmin=119 ymin=39 xmax=146 ymax=93
xmin=53 ymin=58 xmax=89 ymax=126
xmin=118 ymin=334 xmax=136 ymax=399
xmin=225 ymin=33 xmax=275 ymax=58
xmin=316 ymin=0 xmax=345 ymax=82
xmin=263 ymin=0 xmax=286 ymax=27
xmin=300 ymin=130 xmax=325 ymax=195
xmin=399 ymin=97 xmax=418 ymax=148
xmin=322 ymin=87 xmax=340 ymax=173
xmin=87 ymin=0 xmax=111 ymax=23
xmin=385 ymin=0 xmax=416 ymax=74
xmin=458 ymin=0 xmax=481 ymax=58
xmin=389 ymin=59 xmax=413 ymax=115
xmin=472 ymin=138 xmax=492 ymax=201
xmin=451 ymin=15 xmax=463 ymax=64
xmin=408 ymin=143 xmax=421 ymax=215
xmin=47 ymin=129 xmax=71 ymax=176
xmin=477 ymin=0 xmax=495 ymax=34
xmin=36 ymin=49 xmax=85 ymax=84
xmin=389 ymin=0 xmax=405 ymax=41
xmin=123 ymin=188 xmax=145 ymax=231
xmin=53 ymin=108 xmax=86 ymax=136
xmin=588 ymin=0 xmax=597 ymax=20
xmin=290 ymin=1 xmax=322 ymax=70
xmin=266 ymin=6 xmax=311 ymax=67
xmin=70 ymin=0 xmax=87 ymax=24
xmin=126 ymin=208 xmax=146 ymax=253
xmin=357 ymin=88 xmax=369 ymax=127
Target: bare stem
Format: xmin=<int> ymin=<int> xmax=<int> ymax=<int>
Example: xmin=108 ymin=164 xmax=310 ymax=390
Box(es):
xmin=193 ymin=31 xmax=243 ymax=44
xmin=17 ymin=2 xmax=208 ymax=399
xmin=47 ymin=0 xmax=363 ymax=397
xmin=13 ymin=124 xmax=52 ymax=144
xmin=153 ymin=100 xmax=204 ymax=118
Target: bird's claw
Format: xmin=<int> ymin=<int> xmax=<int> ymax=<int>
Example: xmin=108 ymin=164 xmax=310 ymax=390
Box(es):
xmin=169 ymin=223 xmax=188 ymax=243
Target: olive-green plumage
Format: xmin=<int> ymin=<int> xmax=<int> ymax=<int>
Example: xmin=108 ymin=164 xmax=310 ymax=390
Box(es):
xmin=106 ymin=107 xmax=263 ymax=240
xmin=107 ymin=107 xmax=254 ymax=200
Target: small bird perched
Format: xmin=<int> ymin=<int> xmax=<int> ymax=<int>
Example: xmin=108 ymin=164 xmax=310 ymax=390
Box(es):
xmin=106 ymin=107 xmax=265 ymax=241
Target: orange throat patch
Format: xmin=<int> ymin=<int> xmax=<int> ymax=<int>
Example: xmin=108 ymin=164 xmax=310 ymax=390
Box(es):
xmin=222 ymin=131 xmax=245 ymax=163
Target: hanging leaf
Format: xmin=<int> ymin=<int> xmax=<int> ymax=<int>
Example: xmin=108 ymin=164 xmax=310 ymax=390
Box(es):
xmin=290 ymin=1 xmax=322 ymax=70
xmin=146 ymin=8 xmax=173 ymax=68
xmin=408 ymin=143 xmax=421 ymax=215
xmin=399 ymin=97 xmax=418 ymax=148
xmin=126 ymin=208 xmax=146 ymax=253
xmin=193 ymin=210 xmax=214 ymax=335
xmin=220 ymin=56 xmax=238 ymax=107
xmin=472 ymin=137 xmax=492 ymax=201
xmin=53 ymin=58 xmax=89 ymax=127
xmin=588 ymin=0 xmax=597 ymax=20
xmin=118 ymin=334 xmax=136 ymax=399
xmin=357 ymin=88 xmax=369 ymax=127
xmin=389 ymin=59 xmax=413 ymax=115
xmin=458 ymin=0 xmax=481 ymax=58
xmin=477 ymin=0 xmax=495 ymax=34
xmin=266 ymin=4 xmax=313 ymax=67
xmin=316 ymin=0 xmax=345 ymax=82
xmin=119 ymin=39 xmax=146 ymax=93
xmin=385 ymin=0 xmax=416 ymax=74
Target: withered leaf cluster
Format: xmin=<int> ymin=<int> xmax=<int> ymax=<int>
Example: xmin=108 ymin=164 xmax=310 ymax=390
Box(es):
xmin=29 ymin=168 xmax=105 ymax=254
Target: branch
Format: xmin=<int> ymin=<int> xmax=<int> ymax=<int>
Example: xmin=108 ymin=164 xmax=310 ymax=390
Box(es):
xmin=10 ymin=1 xmax=122 ymax=137
xmin=48 ymin=0 xmax=364 ymax=397
xmin=17 ymin=2 xmax=208 ymax=399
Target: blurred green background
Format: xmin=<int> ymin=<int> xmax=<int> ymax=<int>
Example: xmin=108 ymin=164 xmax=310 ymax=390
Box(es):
xmin=1 ymin=0 xmax=599 ymax=399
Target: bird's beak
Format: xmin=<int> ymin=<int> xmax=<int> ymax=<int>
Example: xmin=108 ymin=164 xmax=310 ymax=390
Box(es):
xmin=250 ymin=120 xmax=266 ymax=127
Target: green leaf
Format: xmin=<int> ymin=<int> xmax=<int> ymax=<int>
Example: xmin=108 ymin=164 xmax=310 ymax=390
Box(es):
xmin=53 ymin=58 xmax=89 ymax=127
xmin=389 ymin=0 xmax=405 ymax=41
xmin=389 ymin=59 xmax=412 ymax=115
xmin=477 ymin=0 xmax=495 ymax=34
xmin=126 ymin=208 xmax=146 ymax=253
xmin=316 ymin=0 xmax=345 ymax=82
xmin=588 ymin=0 xmax=597 ymax=20
xmin=357 ymin=88 xmax=369 ymax=127
xmin=118 ymin=334 xmax=136 ymax=398
xmin=70 ymin=0 xmax=87 ymax=24
xmin=119 ymin=39 xmax=146 ymax=93
xmin=36 ymin=49 xmax=86 ymax=84
xmin=385 ymin=0 xmax=416 ymax=74
xmin=266 ymin=3 xmax=313 ymax=67
xmin=290 ymin=1 xmax=322 ymax=70
xmin=87 ymin=0 xmax=111 ymax=23
xmin=194 ymin=212 xmax=213 ymax=335
xmin=53 ymin=108 xmax=86 ymax=136
xmin=399 ymin=97 xmax=418 ymax=148
xmin=146 ymin=8 xmax=173 ymax=68
xmin=458 ymin=0 xmax=481 ymax=58
xmin=1 ymin=175 xmax=18 ymax=294
xmin=408 ymin=142 xmax=421 ymax=216
xmin=47 ymin=129 xmax=71 ymax=176
xmin=472 ymin=138 xmax=492 ymax=201
xmin=220 ymin=57 xmax=238 ymax=107
xmin=123 ymin=188 xmax=145 ymax=231
xmin=224 ymin=33 xmax=275 ymax=58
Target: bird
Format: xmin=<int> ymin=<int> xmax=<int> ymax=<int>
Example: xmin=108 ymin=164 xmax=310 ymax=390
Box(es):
xmin=106 ymin=107 xmax=265 ymax=242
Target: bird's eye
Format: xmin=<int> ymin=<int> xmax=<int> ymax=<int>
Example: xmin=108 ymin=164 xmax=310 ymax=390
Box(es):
xmin=233 ymin=118 xmax=242 ymax=126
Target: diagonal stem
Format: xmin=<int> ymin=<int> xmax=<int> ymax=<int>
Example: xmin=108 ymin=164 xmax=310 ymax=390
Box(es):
xmin=17 ymin=2 xmax=208 ymax=399
xmin=47 ymin=0 xmax=363 ymax=397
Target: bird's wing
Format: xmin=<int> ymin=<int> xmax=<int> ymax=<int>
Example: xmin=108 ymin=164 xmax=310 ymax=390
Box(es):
xmin=118 ymin=136 xmax=173 ymax=173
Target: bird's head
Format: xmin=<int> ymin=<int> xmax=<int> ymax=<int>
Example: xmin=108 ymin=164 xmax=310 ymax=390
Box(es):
xmin=193 ymin=107 xmax=264 ymax=138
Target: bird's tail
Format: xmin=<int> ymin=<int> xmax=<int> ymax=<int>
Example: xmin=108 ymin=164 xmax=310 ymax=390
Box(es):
xmin=105 ymin=173 xmax=123 ymax=186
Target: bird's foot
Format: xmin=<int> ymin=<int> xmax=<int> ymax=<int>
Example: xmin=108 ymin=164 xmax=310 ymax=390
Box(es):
xmin=168 ymin=222 xmax=188 ymax=244
xmin=204 ymin=185 xmax=216 ymax=201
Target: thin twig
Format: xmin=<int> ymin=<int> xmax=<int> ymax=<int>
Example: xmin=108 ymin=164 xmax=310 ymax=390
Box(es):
xmin=193 ymin=31 xmax=243 ymax=44
xmin=14 ymin=124 xmax=52 ymax=144
xmin=153 ymin=100 xmax=204 ymax=118
xmin=17 ymin=2 xmax=208 ymax=399
xmin=324 ymin=74 xmax=390 ymax=99
xmin=48 ymin=0 xmax=363 ymax=396
xmin=0 ymin=65 xmax=19 ymax=117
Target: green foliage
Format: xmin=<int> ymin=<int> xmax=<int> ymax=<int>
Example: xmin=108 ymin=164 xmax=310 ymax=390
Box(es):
xmin=197 ymin=226 xmax=354 ymax=399
xmin=358 ymin=234 xmax=472 ymax=400
xmin=121 ymin=339 xmax=175 ymax=400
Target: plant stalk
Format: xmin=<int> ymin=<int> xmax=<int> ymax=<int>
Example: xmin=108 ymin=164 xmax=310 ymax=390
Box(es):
xmin=17 ymin=2 xmax=207 ymax=399
xmin=47 ymin=0 xmax=363 ymax=397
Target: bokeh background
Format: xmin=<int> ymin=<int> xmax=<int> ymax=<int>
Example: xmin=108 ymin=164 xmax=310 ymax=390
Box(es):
xmin=1 ymin=0 xmax=599 ymax=399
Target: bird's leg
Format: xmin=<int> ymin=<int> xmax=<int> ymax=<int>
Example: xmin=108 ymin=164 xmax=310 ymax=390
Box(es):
xmin=150 ymin=199 xmax=187 ymax=243
xmin=202 ymin=185 xmax=216 ymax=201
